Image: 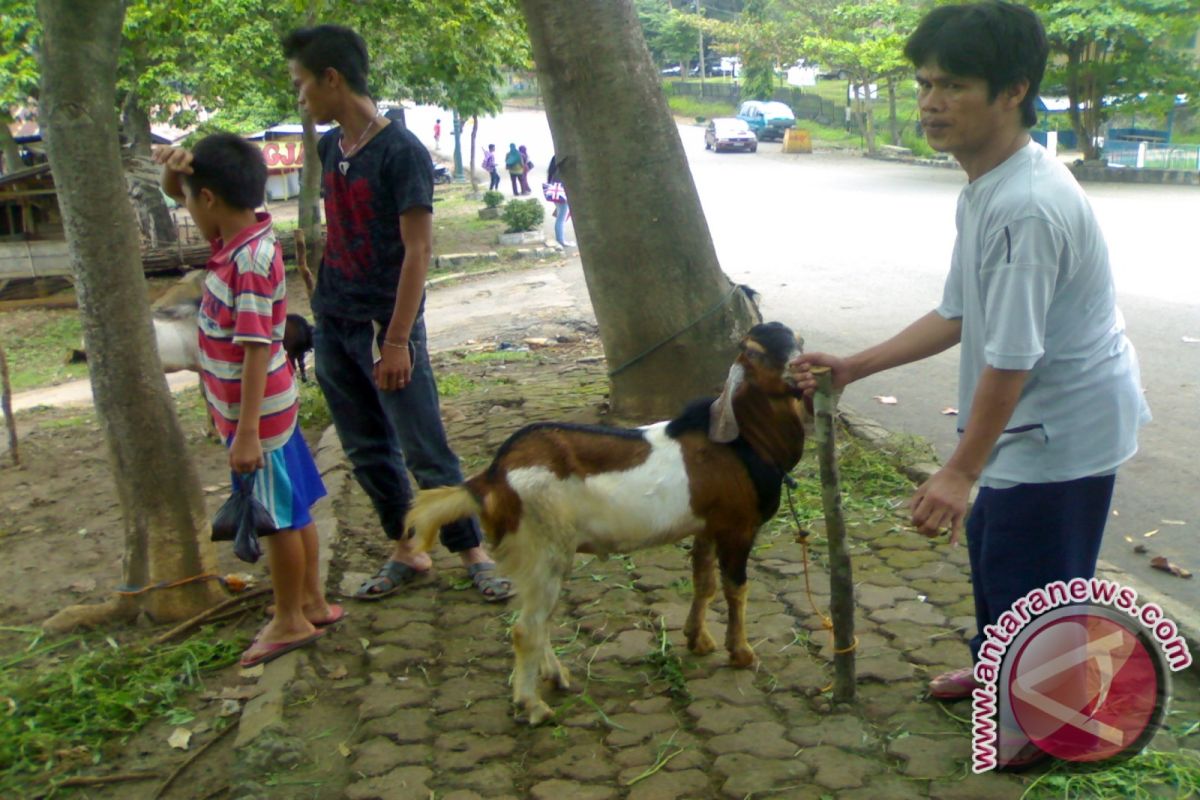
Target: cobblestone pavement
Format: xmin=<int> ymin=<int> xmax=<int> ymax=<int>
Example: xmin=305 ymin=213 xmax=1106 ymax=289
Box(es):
xmin=274 ymin=339 xmax=1200 ymax=800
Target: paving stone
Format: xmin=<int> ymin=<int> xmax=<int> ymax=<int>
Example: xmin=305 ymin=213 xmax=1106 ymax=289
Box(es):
xmin=634 ymin=566 xmax=679 ymax=591
xmin=344 ymin=766 xmax=433 ymax=800
xmin=436 ymin=602 xmax=496 ymax=627
xmin=439 ymin=763 xmax=516 ymax=794
xmin=647 ymin=602 xmax=692 ymax=630
xmin=433 ymin=731 xmax=517 ymax=771
xmin=796 ymin=745 xmax=881 ymax=790
xmin=855 ymin=583 xmax=919 ymax=609
xmin=883 ymin=707 xmax=959 ymax=737
xmin=889 ymin=734 xmax=970 ymax=778
xmin=875 ymin=619 xmax=951 ymax=648
xmin=436 ymin=698 xmax=518 ymax=734
xmin=626 ymin=768 xmax=710 ymax=800
xmin=366 ymin=644 xmax=431 ymax=673
xmin=358 ymin=708 xmax=432 ymax=744
xmin=746 ymin=613 xmax=800 ymax=643
xmin=349 ymin=739 xmax=415 ymax=777
xmin=900 ymin=561 xmax=963 ymax=581
xmin=689 ymin=670 xmax=765 ymax=706
xmin=817 ymin=630 xmax=891 ymax=660
xmin=908 ymin=579 xmax=971 ymax=605
xmin=712 ymin=753 xmax=812 ymax=798
xmin=873 ymin=531 xmax=932 ymax=551
xmin=531 ymin=743 xmax=620 ymax=781
xmin=858 ymin=681 xmax=925 ymax=722
xmin=604 ymin=712 xmax=679 ymax=747
xmin=685 ymin=698 xmax=775 ymax=734
xmin=369 ymin=609 xmax=435 ymax=631
xmin=431 ymin=674 xmax=508 ymax=713
xmin=706 ymin=721 xmax=797 ymax=758
xmin=593 ymin=628 xmax=656 ymax=663
xmin=878 ymin=549 xmax=937 ymax=570
xmin=630 ymin=695 xmax=672 ymax=714
xmin=529 ymin=779 xmax=617 ymax=800
xmin=839 ymin=775 xmax=929 ymax=800
xmin=948 ymin=615 xmax=976 ymax=635
xmin=927 ymin=771 xmax=1024 ymax=799
xmin=371 ymin=623 xmax=437 ymax=650
xmin=358 ymin=687 xmax=431 ymax=721
xmin=856 ymin=653 xmax=917 ymax=682
xmin=868 ymin=600 xmax=946 ymax=627
xmin=788 ymin=713 xmax=877 ymax=750
xmin=762 ymin=655 xmax=829 ymax=695
xmin=905 ymin=639 xmax=969 ymax=668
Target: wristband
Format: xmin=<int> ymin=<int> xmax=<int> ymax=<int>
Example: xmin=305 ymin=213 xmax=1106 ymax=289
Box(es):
xmin=383 ymin=340 xmax=409 ymax=350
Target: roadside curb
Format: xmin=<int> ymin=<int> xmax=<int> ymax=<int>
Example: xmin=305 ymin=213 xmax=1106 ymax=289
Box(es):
xmin=838 ymin=403 xmax=1200 ymax=674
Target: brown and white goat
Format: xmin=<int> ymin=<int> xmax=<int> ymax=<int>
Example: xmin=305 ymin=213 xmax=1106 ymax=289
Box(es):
xmin=406 ymin=322 xmax=807 ymax=725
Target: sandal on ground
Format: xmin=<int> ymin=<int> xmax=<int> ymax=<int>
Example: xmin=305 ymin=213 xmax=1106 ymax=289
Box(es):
xmin=929 ymin=666 xmax=980 ymax=700
xmin=467 ymin=562 xmax=515 ymax=602
xmin=353 ymin=560 xmax=427 ymax=601
xmin=239 ymin=629 xmax=326 ymax=668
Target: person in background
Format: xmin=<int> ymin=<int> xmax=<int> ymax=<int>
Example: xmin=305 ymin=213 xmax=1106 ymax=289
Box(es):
xmin=483 ymin=143 xmax=500 ymax=191
xmin=517 ymin=145 xmax=533 ymax=195
xmin=433 ymin=118 xmax=442 ymax=150
xmin=504 ymin=143 xmax=524 ymax=196
xmin=545 ymin=155 xmax=571 ymax=248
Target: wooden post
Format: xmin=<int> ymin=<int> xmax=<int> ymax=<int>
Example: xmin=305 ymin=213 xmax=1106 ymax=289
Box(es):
xmin=0 ymin=339 xmax=16 ymax=465
xmin=293 ymin=228 xmax=315 ymax=300
xmin=811 ymin=366 xmax=855 ymax=702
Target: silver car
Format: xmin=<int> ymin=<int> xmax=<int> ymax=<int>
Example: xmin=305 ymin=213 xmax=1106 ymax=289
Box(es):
xmin=704 ymin=118 xmax=758 ymax=153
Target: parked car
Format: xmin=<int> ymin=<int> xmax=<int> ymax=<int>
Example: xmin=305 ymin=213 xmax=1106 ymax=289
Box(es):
xmin=660 ymin=65 xmax=682 ymax=77
xmin=736 ymin=100 xmax=796 ymax=142
xmin=704 ymin=118 xmax=758 ymax=153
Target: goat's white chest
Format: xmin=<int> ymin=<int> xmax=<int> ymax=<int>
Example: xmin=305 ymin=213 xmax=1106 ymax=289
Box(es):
xmin=505 ymin=422 xmax=701 ymax=554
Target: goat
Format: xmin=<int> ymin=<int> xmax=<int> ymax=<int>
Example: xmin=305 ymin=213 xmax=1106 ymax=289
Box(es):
xmin=405 ymin=322 xmax=807 ymax=725
xmin=283 ymin=314 xmax=314 ymax=383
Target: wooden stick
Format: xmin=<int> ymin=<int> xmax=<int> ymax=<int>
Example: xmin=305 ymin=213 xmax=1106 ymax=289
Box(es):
xmin=151 ymin=585 xmax=271 ymax=646
xmin=812 ymin=366 xmax=856 ymax=703
xmin=293 ymin=228 xmax=315 ymax=299
xmin=0 ymin=339 xmax=16 ymax=465
xmin=60 ymin=771 xmax=161 ymax=787
xmin=153 ymin=722 xmax=237 ymax=800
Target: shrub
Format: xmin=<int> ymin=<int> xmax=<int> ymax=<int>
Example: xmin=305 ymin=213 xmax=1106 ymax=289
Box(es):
xmin=482 ymin=190 xmax=505 ymax=208
xmin=502 ymin=199 xmax=544 ymax=233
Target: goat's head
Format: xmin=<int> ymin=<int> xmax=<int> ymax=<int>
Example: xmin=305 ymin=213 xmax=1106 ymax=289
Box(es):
xmin=709 ymin=322 xmax=803 ymax=444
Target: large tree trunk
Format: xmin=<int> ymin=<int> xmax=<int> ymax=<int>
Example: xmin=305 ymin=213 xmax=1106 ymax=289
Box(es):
xmin=886 ymin=78 xmax=900 ymax=147
xmin=121 ymin=92 xmax=178 ymax=245
xmin=519 ymin=0 xmax=759 ymax=419
xmin=38 ymin=0 xmax=225 ymax=626
xmin=0 ymin=121 xmax=23 ymax=175
xmin=298 ymin=111 xmax=324 ymax=275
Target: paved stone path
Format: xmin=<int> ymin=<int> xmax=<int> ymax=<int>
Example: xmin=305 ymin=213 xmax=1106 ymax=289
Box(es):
xmin=261 ymin=339 xmax=1200 ymax=800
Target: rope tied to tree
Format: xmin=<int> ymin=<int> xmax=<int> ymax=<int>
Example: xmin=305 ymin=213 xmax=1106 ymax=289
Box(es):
xmin=115 ymin=573 xmax=245 ymax=596
xmin=607 ymin=283 xmax=744 ymax=378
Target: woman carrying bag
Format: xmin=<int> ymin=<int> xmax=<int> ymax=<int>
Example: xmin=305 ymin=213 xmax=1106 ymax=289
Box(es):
xmin=543 ymin=155 xmax=571 ymax=247
xmin=504 ymin=143 xmax=524 ymax=196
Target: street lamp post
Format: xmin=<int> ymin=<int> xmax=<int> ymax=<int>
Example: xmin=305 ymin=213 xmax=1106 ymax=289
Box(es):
xmin=452 ymin=111 xmax=464 ymax=181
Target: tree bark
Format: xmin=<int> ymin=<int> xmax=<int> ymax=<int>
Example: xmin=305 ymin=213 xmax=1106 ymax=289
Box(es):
xmin=886 ymin=78 xmax=900 ymax=147
xmin=121 ymin=92 xmax=178 ymax=245
xmin=0 ymin=121 xmax=23 ymax=176
xmin=298 ymin=111 xmax=324 ymax=275
xmin=469 ymin=115 xmax=480 ymax=195
xmin=0 ymin=340 xmax=17 ymax=465
xmin=37 ymin=0 xmax=225 ymax=625
xmin=519 ymin=0 xmax=759 ymax=419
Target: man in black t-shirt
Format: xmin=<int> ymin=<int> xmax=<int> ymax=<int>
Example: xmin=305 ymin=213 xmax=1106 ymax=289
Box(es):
xmin=283 ymin=25 xmax=512 ymax=603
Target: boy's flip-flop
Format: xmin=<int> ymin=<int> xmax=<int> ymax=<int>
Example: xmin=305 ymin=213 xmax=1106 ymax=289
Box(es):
xmin=928 ymin=666 xmax=980 ymax=700
xmin=263 ymin=603 xmax=347 ymax=627
xmin=353 ymin=560 xmax=426 ymax=601
xmin=239 ymin=629 xmax=326 ymax=668
xmin=467 ymin=562 xmax=515 ymax=603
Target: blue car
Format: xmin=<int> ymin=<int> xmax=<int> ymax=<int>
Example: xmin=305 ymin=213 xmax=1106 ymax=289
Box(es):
xmin=736 ymin=100 xmax=796 ymax=142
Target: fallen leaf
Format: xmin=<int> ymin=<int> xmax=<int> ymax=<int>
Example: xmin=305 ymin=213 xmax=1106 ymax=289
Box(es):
xmin=338 ymin=742 xmax=352 ymax=758
xmin=873 ymin=395 xmax=899 ymax=405
xmin=218 ymin=699 xmax=242 ymax=717
xmin=1161 ymin=519 xmax=1186 ymax=526
xmin=1182 ymin=336 xmax=1200 ymax=344
xmin=359 ymin=638 xmax=371 ymax=651
xmin=203 ymin=484 xmax=222 ymax=493
xmin=240 ymin=664 xmax=265 ymax=679
xmin=940 ymin=407 xmax=958 ymax=415
xmin=1112 ymin=509 xmax=1119 ymax=516
xmin=328 ymin=665 xmax=349 ymax=680
xmin=1124 ymin=536 xmax=1134 ymax=543
xmin=1150 ymin=556 xmax=1192 ymax=579
xmin=168 ymin=727 xmax=192 ymax=750
xmin=68 ymin=578 xmax=97 ymax=594
xmin=1143 ymin=529 xmax=1159 ymax=538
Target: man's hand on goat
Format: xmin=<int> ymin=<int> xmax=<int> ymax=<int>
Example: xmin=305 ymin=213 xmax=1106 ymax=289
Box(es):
xmin=229 ymin=431 xmax=265 ymax=475
xmin=788 ymin=352 xmax=852 ymax=396
xmin=152 ymin=146 xmax=194 ymax=175
xmin=909 ymin=466 xmax=973 ymax=545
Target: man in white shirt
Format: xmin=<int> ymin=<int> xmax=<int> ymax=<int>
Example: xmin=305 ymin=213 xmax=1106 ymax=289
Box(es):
xmin=791 ymin=1 xmax=1149 ymax=702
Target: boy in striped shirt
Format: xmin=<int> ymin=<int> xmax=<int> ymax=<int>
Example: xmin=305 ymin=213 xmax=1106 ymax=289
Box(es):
xmin=156 ymin=134 xmax=338 ymax=667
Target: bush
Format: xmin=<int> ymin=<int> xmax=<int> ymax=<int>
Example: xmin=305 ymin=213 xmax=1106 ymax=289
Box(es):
xmin=482 ymin=190 xmax=505 ymax=208
xmin=502 ymin=199 xmax=544 ymax=233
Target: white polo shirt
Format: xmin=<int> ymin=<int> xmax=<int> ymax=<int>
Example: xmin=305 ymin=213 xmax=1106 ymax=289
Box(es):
xmin=936 ymin=141 xmax=1150 ymax=487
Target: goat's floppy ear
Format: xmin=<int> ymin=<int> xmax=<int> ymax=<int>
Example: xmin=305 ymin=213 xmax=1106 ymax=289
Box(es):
xmin=709 ymin=362 xmax=745 ymax=443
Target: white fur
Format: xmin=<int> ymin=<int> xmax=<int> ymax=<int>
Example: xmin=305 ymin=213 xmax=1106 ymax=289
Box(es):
xmin=505 ymin=422 xmax=702 ymax=557
xmin=154 ymin=316 xmax=201 ymax=373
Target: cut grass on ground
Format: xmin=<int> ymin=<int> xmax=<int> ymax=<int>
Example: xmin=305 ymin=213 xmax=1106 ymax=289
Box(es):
xmin=0 ymin=311 xmax=87 ymax=392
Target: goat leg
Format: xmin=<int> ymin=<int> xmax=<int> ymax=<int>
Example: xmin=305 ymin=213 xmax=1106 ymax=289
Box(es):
xmin=718 ymin=540 xmax=757 ymax=668
xmin=510 ymin=558 xmax=561 ymax=726
xmin=684 ymin=536 xmax=718 ymax=656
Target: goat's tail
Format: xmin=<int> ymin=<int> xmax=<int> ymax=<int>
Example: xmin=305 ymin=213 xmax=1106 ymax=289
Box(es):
xmin=406 ymin=486 xmax=481 ymax=553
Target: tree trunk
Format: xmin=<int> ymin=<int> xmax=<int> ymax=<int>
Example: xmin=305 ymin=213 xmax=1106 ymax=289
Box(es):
xmin=298 ymin=111 xmax=324 ymax=275
xmin=886 ymin=78 xmax=899 ymax=147
xmin=1066 ymin=47 xmax=1098 ymax=161
xmin=0 ymin=121 xmax=23 ymax=176
xmin=0 ymin=339 xmax=17 ymax=465
xmin=519 ymin=0 xmax=760 ymax=419
xmin=121 ymin=92 xmax=178 ymax=245
xmin=469 ymin=115 xmax=479 ymax=195
xmin=37 ymin=0 xmax=225 ymax=625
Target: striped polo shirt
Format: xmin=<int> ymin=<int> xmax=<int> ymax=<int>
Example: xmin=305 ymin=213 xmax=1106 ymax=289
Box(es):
xmin=198 ymin=213 xmax=298 ymax=451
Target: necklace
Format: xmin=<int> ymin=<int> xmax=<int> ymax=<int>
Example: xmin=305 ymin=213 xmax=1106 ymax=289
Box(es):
xmin=338 ymin=116 xmax=379 ymax=175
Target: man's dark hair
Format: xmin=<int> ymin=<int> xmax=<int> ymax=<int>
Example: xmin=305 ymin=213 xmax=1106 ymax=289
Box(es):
xmin=184 ymin=133 xmax=267 ymax=211
xmin=904 ymin=1 xmax=1048 ymax=128
xmin=282 ymin=25 xmax=370 ymax=96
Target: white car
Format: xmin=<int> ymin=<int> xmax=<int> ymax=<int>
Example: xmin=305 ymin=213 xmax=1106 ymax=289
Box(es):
xmin=704 ymin=118 xmax=758 ymax=153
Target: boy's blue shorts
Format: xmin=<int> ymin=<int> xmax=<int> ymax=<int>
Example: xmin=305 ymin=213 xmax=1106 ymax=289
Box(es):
xmin=229 ymin=426 xmax=327 ymax=533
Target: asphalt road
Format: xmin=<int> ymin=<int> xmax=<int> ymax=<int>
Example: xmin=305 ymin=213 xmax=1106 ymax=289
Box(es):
xmin=413 ymin=104 xmax=1200 ymax=624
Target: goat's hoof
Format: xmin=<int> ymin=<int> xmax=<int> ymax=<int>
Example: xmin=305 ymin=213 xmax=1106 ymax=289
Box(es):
xmin=517 ymin=700 xmax=555 ymax=726
xmin=729 ymin=648 xmax=757 ymax=669
xmin=543 ymin=665 xmax=571 ymax=692
xmin=687 ymin=631 xmax=717 ymax=656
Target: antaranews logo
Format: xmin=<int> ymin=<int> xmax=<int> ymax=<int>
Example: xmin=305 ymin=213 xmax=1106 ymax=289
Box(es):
xmin=971 ymin=577 xmax=1192 ymax=772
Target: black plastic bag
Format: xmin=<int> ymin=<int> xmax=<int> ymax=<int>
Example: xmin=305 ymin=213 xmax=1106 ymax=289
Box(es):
xmin=211 ymin=471 xmax=275 ymax=563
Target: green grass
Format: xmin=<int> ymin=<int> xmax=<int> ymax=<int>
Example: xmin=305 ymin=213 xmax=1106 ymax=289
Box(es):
xmin=1 ymin=312 xmax=88 ymax=392
xmin=438 ymin=373 xmax=478 ymax=398
xmin=460 ymin=349 xmax=536 ymax=365
xmin=432 ymin=180 xmax=510 ymax=256
xmin=643 ymin=619 xmax=692 ymax=701
xmin=297 ymin=378 xmax=332 ymax=430
xmin=667 ymin=94 xmax=738 ymax=122
xmin=1021 ymin=749 xmax=1200 ymax=800
xmin=0 ymin=629 xmax=242 ymax=796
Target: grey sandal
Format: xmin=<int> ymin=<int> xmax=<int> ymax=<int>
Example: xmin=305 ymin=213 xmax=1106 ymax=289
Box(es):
xmin=467 ymin=562 xmax=515 ymax=602
xmin=353 ymin=560 xmax=426 ymax=601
